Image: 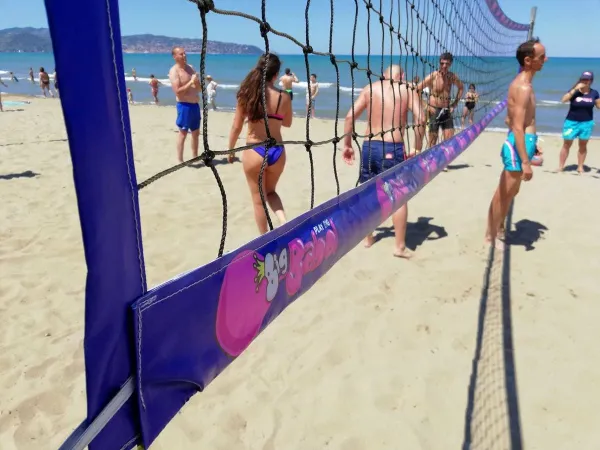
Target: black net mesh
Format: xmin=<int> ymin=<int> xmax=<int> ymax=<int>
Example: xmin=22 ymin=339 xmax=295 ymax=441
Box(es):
xmin=137 ymin=0 xmax=528 ymax=260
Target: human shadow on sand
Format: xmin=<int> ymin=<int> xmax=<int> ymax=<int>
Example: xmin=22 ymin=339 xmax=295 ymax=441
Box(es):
xmin=447 ymin=163 xmax=471 ymax=170
xmin=0 ymin=170 xmax=40 ymax=180
xmin=372 ymin=216 xmax=448 ymax=251
xmin=506 ymin=219 xmax=547 ymax=251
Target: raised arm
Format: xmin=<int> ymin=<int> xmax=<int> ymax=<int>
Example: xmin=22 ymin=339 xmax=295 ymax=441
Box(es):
xmin=561 ymin=82 xmax=584 ymax=103
xmin=169 ymin=68 xmax=197 ymax=96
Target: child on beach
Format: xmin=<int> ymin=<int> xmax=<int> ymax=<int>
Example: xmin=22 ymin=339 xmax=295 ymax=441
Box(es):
xmin=127 ymin=88 xmax=134 ymax=105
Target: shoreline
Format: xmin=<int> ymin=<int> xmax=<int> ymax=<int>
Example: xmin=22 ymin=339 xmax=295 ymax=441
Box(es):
xmin=2 ymin=93 xmax=595 ymax=141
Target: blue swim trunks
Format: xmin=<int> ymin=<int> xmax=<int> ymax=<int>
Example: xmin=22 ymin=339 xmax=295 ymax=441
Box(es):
xmin=358 ymin=140 xmax=405 ymax=183
xmin=562 ymin=119 xmax=594 ymax=141
xmin=176 ymin=102 xmax=201 ymax=132
xmin=500 ymin=132 xmax=537 ymax=172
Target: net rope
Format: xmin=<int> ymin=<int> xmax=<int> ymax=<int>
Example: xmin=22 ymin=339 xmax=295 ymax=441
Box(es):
xmin=137 ymin=0 xmax=528 ymax=260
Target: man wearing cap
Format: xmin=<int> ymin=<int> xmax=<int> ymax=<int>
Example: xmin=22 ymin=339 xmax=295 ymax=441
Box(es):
xmin=206 ymin=75 xmax=218 ymax=111
xmin=558 ymin=70 xmax=600 ymax=173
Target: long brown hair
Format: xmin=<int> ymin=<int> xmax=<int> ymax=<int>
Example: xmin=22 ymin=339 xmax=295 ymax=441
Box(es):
xmin=237 ymin=53 xmax=281 ymax=122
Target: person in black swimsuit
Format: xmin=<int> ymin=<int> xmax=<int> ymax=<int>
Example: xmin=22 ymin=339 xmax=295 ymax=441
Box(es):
xmin=461 ymin=84 xmax=478 ymax=128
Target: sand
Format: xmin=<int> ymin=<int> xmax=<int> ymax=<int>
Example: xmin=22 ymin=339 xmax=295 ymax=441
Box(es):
xmin=1 ymin=96 xmax=599 ymax=450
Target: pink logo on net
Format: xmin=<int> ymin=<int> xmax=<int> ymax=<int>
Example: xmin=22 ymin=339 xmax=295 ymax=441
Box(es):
xmin=216 ymin=218 xmax=339 ymax=357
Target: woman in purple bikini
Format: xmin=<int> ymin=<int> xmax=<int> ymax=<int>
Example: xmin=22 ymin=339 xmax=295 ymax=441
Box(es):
xmin=228 ymin=54 xmax=293 ymax=235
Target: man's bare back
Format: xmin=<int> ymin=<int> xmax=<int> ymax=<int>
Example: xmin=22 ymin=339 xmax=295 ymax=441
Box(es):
xmin=280 ymin=73 xmax=297 ymax=91
xmin=168 ymin=64 xmax=200 ymax=104
xmin=359 ymin=81 xmax=421 ymax=145
xmin=341 ymin=65 xmax=424 ymax=258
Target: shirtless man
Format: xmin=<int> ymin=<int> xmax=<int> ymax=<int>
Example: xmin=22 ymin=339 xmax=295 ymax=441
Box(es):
xmin=279 ymin=68 xmax=298 ymax=100
xmin=168 ymin=46 xmax=201 ymax=163
xmin=485 ymin=38 xmax=547 ymax=249
xmin=417 ymin=52 xmax=464 ymax=148
xmin=342 ymin=65 xmax=425 ymax=258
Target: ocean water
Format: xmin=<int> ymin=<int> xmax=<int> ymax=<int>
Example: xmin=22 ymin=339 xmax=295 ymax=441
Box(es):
xmin=2 ymin=52 xmax=600 ymax=136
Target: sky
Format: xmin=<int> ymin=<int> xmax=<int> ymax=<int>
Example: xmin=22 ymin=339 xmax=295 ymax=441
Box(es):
xmin=0 ymin=0 xmax=598 ymax=58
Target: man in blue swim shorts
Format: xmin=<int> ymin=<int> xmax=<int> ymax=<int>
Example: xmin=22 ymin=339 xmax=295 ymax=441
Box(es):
xmin=342 ymin=65 xmax=425 ymax=259
xmin=485 ymin=38 xmax=547 ymax=249
xmin=169 ymin=46 xmax=202 ymax=163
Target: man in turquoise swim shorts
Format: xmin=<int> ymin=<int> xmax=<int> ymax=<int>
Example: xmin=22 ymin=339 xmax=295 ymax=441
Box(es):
xmin=169 ymin=46 xmax=202 ymax=163
xmin=485 ymin=38 xmax=547 ymax=249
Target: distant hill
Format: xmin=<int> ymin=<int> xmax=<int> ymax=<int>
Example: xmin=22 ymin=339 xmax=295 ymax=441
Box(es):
xmin=0 ymin=28 xmax=263 ymax=55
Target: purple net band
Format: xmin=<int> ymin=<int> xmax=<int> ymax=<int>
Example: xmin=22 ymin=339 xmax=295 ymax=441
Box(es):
xmin=485 ymin=0 xmax=530 ymax=31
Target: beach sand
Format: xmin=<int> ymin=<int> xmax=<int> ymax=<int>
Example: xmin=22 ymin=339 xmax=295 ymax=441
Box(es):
xmin=1 ymin=97 xmax=599 ymax=450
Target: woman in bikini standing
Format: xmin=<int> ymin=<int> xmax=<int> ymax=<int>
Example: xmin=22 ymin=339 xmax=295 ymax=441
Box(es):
xmin=228 ymin=54 xmax=293 ymax=235
xmin=461 ymin=84 xmax=478 ymax=128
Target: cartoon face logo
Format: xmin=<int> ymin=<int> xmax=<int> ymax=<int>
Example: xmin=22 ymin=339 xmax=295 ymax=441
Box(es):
xmin=216 ymin=250 xmax=274 ymax=357
xmin=255 ymin=250 xmax=288 ymax=302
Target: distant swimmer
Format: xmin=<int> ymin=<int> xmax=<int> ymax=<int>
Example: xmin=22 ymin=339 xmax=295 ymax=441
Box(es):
xmin=279 ymin=68 xmax=298 ymax=100
xmin=39 ymin=67 xmax=54 ymax=98
xmin=132 ymin=68 xmax=138 ymax=81
xmin=149 ymin=74 xmax=162 ymax=104
xmin=169 ymin=46 xmax=202 ymax=163
xmin=0 ymin=77 xmax=8 ymax=112
xmin=205 ymin=75 xmax=218 ymax=110
xmin=558 ymin=71 xmax=600 ymax=174
xmin=53 ymin=68 xmax=59 ymax=96
xmin=461 ymin=84 xmax=478 ymax=128
xmin=485 ymin=38 xmax=547 ymax=250
xmin=417 ymin=52 xmax=464 ymax=149
xmin=306 ymin=73 xmax=319 ymax=118
xmin=9 ymin=72 xmax=18 ymax=82
xmin=342 ymin=65 xmax=425 ymax=258
xmin=28 ymin=67 xmax=34 ymax=83
xmin=228 ymin=54 xmax=293 ymax=234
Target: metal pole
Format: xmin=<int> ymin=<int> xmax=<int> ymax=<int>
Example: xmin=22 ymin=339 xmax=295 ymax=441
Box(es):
xmin=528 ymin=6 xmax=537 ymax=40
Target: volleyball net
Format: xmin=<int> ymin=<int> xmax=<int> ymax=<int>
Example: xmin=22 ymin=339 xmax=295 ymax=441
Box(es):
xmin=46 ymin=1 xmax=532 ymax=449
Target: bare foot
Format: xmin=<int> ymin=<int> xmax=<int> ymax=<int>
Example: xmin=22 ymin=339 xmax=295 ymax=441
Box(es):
xmin=363 ymin=235 xmax=375 ymax=248
xmin=577 ymin=168 xmax=584 ymax=175
xmin=393 ymin=247 xmax=413 ymax=259
xmin=443 ymin=167 xmax=449 ymax=172
xmin=498 ymin=227 xmax=506 ymax=240
xmin=484 ymin=236 xmax=505 ymax=251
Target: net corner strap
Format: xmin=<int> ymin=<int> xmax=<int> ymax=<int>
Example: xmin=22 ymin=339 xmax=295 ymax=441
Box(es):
xmin=58 ymin=377 xmax=136 ymax=450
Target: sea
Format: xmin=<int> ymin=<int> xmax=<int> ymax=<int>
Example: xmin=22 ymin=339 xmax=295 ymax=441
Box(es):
xmin=2 ymin=52 xmax=600 ymax=137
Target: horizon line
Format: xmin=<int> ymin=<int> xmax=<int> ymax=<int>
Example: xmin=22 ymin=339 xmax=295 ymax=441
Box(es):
xmin=1 ymin=51 xmax=599 ymax=58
